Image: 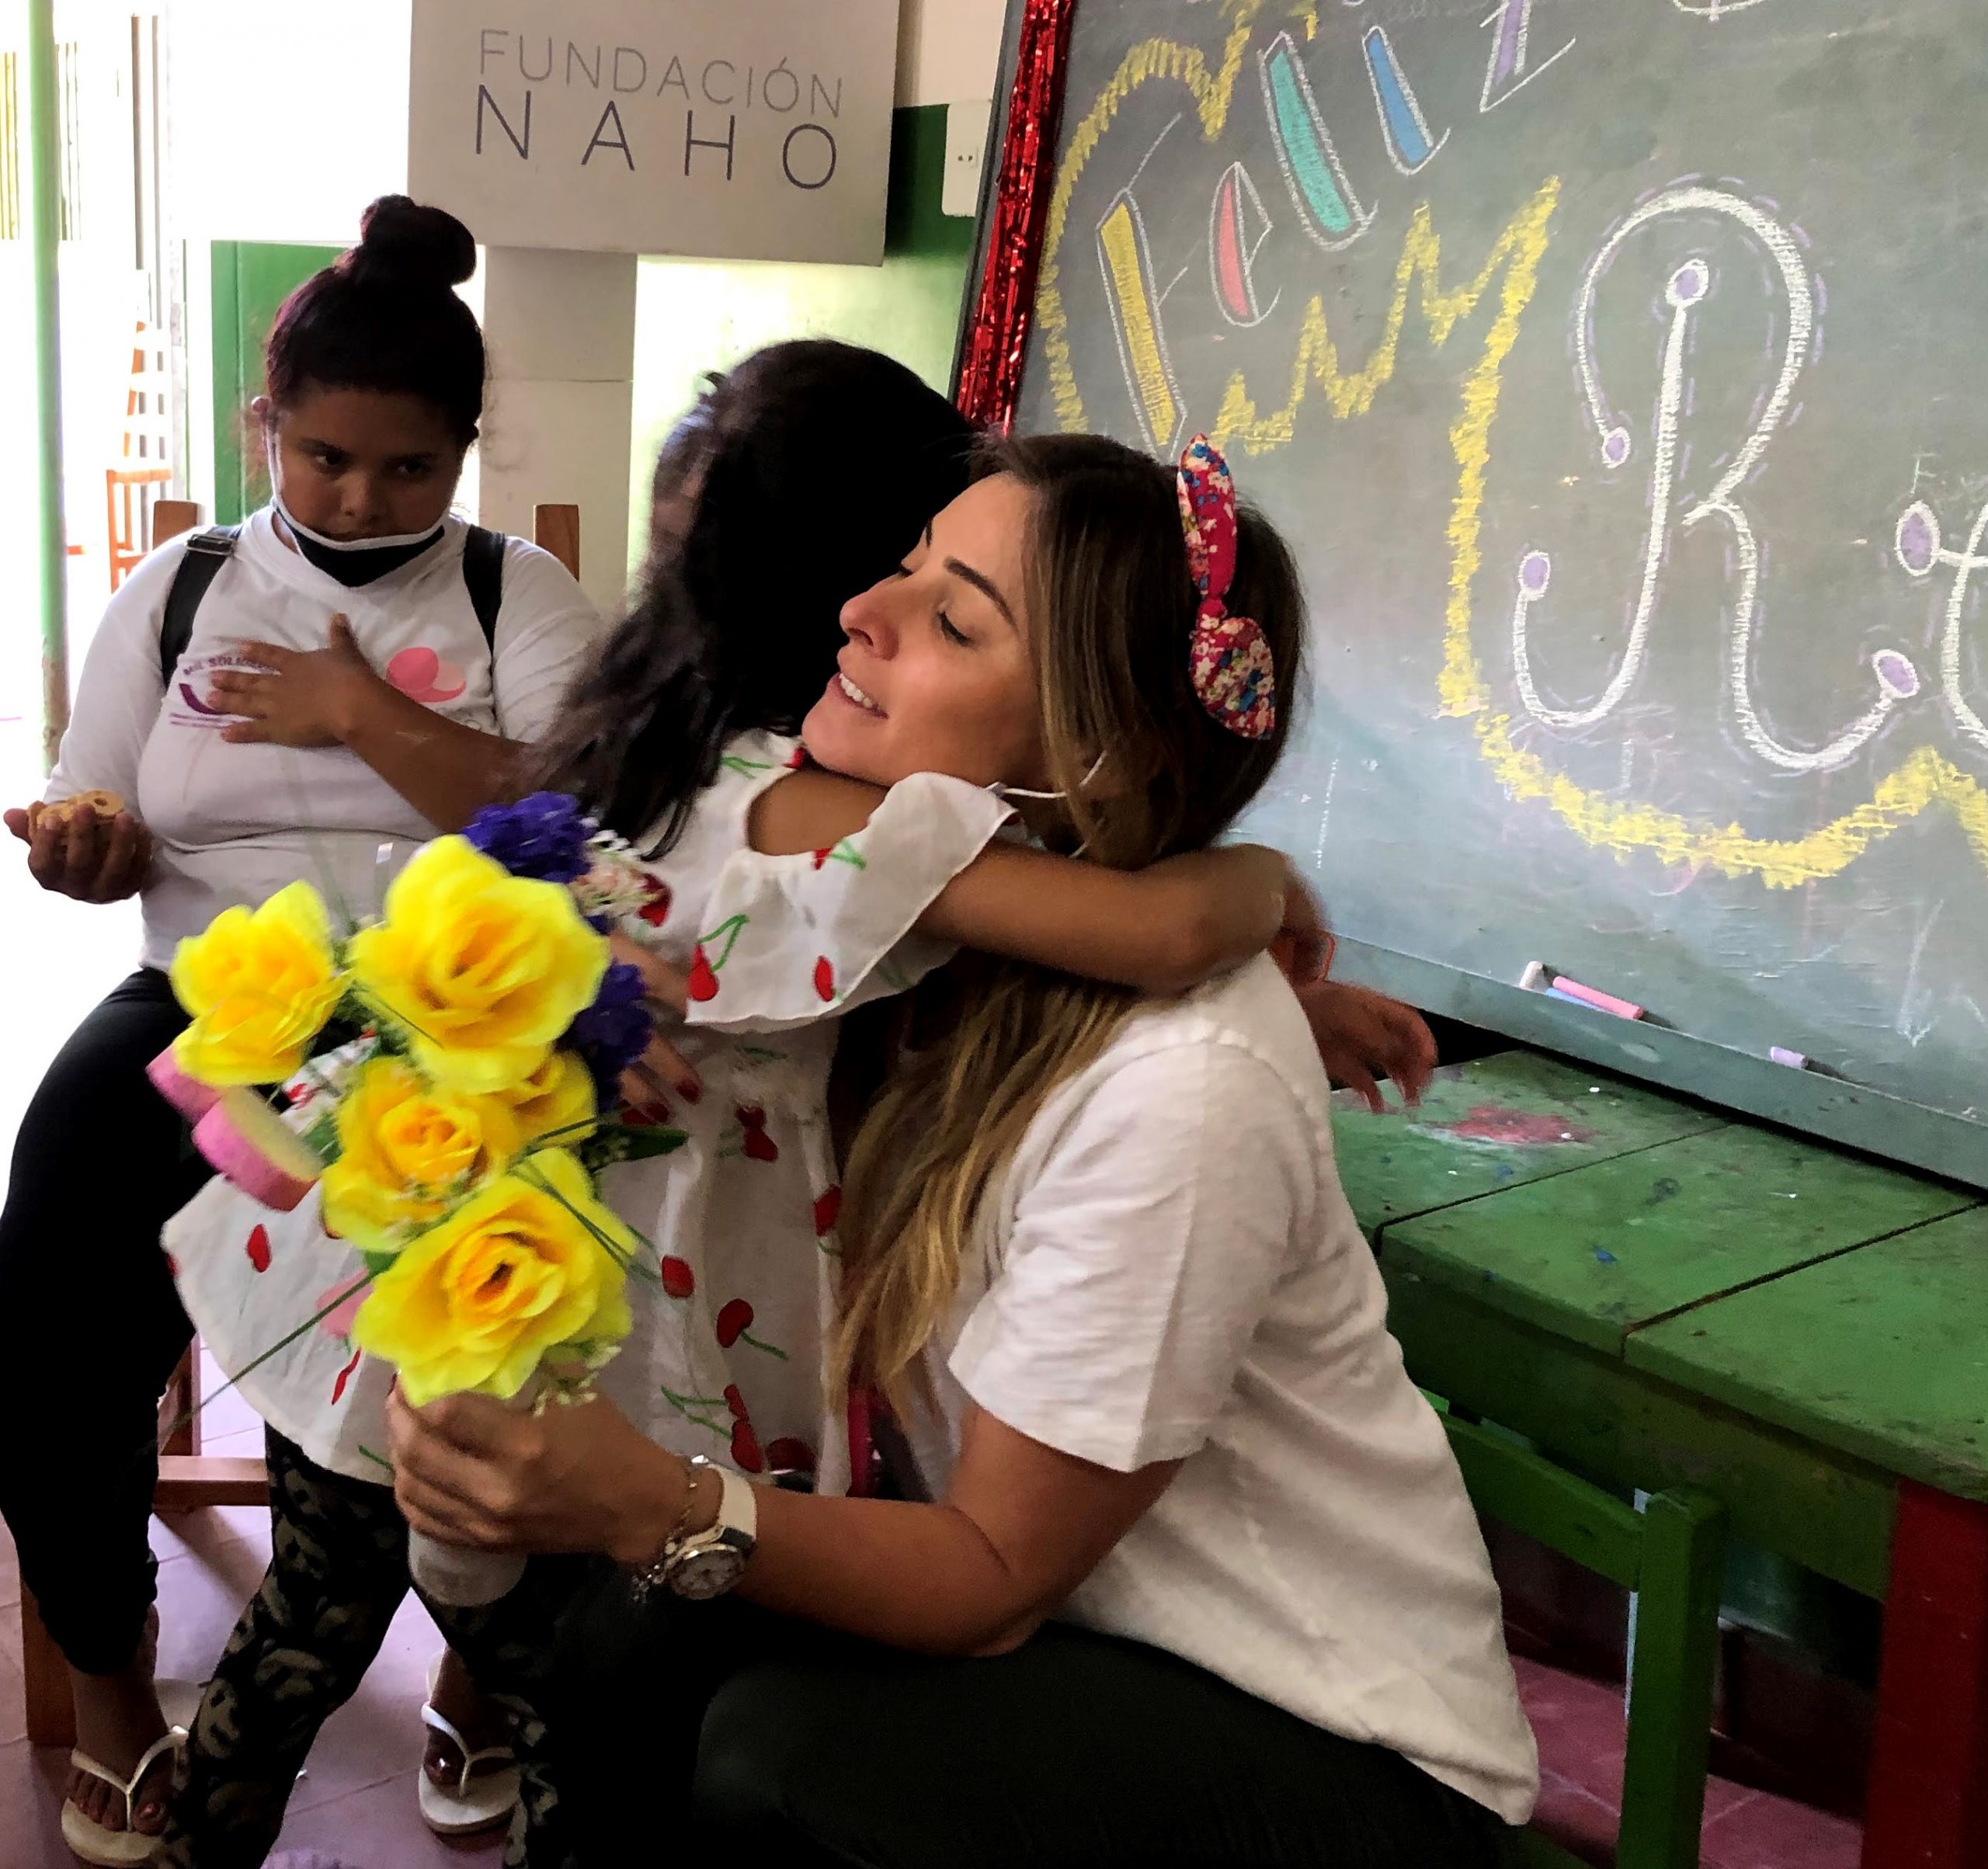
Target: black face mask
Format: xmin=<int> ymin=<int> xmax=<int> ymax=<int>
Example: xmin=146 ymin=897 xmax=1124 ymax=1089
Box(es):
xmin=285 ymin=523 xmax=447 ymax=588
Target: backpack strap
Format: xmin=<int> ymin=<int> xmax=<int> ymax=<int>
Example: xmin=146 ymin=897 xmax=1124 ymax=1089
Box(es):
xmin=156 ymin=522 xmax=505 ymax=689
xmin=158 ymin=526 xmax=241 ymax=687
xmin=461 ymin=525 xmax=506 ymax=651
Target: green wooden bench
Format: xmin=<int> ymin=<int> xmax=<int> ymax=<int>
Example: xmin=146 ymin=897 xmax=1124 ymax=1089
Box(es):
xmin=1334 ymin=1051 xmax=1988 ymax=1869
xmin=1444 ymin=1414 xmax=1725 ymax=1869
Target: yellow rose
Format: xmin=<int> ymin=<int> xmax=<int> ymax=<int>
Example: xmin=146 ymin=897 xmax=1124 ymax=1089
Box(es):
xmin=347 ymin=837 xmax=607 ymax=1095
xmin=319 ymin=1058 xmax=523 ymax=1253
xmin=351 ymin=1148 xmax=632 ymax=1405
xmin=170 ymin=881 xmax=344 ymax=1086
xmin=485 ymin=1048 xmax=597 ymax=1148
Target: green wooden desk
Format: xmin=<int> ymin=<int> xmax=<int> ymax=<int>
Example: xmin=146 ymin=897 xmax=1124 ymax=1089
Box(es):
xmin=1333 ymin=1051 xmax=1988 ymax=1869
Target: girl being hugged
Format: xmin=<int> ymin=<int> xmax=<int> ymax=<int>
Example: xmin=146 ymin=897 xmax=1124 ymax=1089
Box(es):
xmin=157 ymin=408 xmax=1309 ymax=1860
xmin=0 ymin=194 xmax=599 ymax=1864
xmin=389 ymin=433 xmax=1538 ymax=1868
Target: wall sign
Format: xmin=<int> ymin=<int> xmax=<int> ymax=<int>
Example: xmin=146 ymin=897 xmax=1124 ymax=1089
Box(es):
xmin=408 ymin=0 xmax=900 ymax=262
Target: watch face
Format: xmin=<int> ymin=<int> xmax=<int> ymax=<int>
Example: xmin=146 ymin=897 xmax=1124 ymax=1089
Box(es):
xmin=670 ymin=1546 xmax=750 ymax=1601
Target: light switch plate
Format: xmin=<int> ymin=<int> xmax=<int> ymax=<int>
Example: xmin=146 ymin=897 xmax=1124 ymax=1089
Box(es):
xmin=944 ymin=99 xmax=993 ymax=217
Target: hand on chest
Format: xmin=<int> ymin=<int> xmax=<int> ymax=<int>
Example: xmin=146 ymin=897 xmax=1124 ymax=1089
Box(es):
xmin=225 ymin=576 xmax=481 ymax=685
xmin=175 ymin=562 xmax=494 ymax=729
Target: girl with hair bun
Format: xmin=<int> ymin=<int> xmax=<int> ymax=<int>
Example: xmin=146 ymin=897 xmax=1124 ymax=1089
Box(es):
xmin=0 ymin=196 xmax=601 ymax=1863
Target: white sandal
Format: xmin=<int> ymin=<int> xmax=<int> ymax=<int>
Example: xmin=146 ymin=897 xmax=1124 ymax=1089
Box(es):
xmin=60 ymin=1726 xmax=186 ymax=1867
xmin=417 ymin=1655 xmax=520 ymax=1839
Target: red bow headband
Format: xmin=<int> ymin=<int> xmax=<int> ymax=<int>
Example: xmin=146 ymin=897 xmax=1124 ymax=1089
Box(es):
xmin=1177 ymin=436 xmax=1277 ymax=740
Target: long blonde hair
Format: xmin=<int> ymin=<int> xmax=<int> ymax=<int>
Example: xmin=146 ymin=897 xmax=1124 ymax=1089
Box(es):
xmin=833 ymin=433 xmax=1307 ymax=1409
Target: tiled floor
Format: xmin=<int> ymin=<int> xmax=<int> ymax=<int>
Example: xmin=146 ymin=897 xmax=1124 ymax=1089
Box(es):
xmin=1516 ymin=1655 xmax=1862 ymax=1869
xmin=0 ymin=1357 xmax=502 ymax=1869
xmin=3 ymin=1473 xmax=1864 ymax=1869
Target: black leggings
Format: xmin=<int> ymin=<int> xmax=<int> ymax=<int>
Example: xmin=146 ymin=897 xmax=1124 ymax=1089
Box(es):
xmin=158 ymin=1433 xmax=584 ymax=1869
xmin=0 ymin=968 xmax=205 ymax=1674
xmin=547 ymin=1565 xmax=1507 ymax=1869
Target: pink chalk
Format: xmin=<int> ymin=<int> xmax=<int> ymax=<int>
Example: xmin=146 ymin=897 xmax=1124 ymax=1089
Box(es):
xmin=1545 ymin=974 xmax=1645 ymax=1021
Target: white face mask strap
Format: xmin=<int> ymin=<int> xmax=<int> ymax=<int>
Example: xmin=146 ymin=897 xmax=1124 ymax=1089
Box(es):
xmin=993 ymin=749 xmax=1107 ymax=804
xmin=265 ymin=429 xmax=447 ymax=554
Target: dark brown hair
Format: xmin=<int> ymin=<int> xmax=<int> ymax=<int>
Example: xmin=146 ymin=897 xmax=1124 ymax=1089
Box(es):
xmin=264 ymin=196 xmax=485 ymax=445
xmin=529 ymin=340 xmax=978 ymax=848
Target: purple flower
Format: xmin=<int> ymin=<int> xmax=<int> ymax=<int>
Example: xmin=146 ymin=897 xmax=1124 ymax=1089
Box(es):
xmin=464 ymin=793 xmax=591 ymax=884
xmin=565 ymin=961 xmax=654 ymax=1102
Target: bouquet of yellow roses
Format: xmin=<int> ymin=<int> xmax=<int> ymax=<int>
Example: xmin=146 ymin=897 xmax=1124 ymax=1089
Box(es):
xmin=149 ymin=796 xmax=680 ymax=1599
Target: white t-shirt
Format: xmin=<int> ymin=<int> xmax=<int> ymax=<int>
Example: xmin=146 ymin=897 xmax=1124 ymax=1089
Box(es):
xmin=44 ymin=509 xmax=603 ymax=971
xmin=902 ymin=957 xmax=1540 ymax=1825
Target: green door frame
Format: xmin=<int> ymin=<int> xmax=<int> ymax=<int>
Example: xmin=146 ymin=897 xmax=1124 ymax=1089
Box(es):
xmin=209 ymin=241 xmax=341 ymax=523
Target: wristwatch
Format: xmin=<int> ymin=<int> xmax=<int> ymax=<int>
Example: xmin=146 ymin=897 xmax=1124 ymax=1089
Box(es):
xmin=632 ymin=1456 xmax=759 ymax=1601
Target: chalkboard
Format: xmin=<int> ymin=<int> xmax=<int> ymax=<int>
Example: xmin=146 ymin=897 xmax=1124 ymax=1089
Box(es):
xmin=971 ymin=0 xmax=1988 ymax=1184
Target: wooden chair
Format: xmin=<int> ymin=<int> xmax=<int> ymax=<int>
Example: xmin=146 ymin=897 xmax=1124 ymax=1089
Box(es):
xmin=533 ymin=502 xmax=579 ymax=580
xmin=1443 ymin=1413 xmax=1727 ymax=1869
xmin=20 ymin=499 xmax=583 ymax=1750
xmin=106 ymin=466 xmax=173 ymax=590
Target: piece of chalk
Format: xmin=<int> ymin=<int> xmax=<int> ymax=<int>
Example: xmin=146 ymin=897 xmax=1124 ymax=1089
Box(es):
xmin=1769 ymin=1046 xmax=1809 ymax=1069
xmin=1542 ymin=986 xmax=1589 ymax=1009
xmin=1546 ymin=974 xmax=1646 ymax=1021
xmin=1520 ymin=961 xmax=1549 ymax=992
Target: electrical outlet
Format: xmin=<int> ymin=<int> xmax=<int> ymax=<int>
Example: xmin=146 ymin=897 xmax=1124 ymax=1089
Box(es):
xmin=944 ymin=99 xmax=993 ymax=217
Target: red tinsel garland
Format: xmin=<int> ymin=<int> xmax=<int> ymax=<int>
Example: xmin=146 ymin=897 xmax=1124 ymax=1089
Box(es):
xmin=954 ymin=0 xmax=1078 ymax=433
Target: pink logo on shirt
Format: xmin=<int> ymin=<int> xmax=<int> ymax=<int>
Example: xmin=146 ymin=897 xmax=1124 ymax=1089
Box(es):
xmin=385 ymin=646 xmax=467 ymax=704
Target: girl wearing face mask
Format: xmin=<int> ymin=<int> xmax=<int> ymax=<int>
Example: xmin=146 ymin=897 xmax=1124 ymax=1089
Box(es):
xmin=0 ymin=196 xmax=601 ymax=1863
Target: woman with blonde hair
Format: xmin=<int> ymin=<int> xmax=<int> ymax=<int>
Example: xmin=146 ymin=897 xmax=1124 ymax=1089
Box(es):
xmin=387 ymin=431 xmax=1534 ymax=1867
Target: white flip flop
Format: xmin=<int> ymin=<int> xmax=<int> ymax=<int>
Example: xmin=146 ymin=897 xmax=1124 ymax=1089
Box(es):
xmin=417 ymin=1655 xmax=520 ymax=1839
xmin=60 ymin=1726 xmax=186 ymax=1867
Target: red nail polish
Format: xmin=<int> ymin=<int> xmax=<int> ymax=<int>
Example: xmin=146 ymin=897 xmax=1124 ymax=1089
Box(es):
xmin=677 ymin=1078 xmax=702 ymax=1103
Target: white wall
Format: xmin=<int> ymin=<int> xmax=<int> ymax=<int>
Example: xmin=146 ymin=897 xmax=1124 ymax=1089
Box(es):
xmin=169 ymin=0 xmax=412 ymax=245
xmin=172 ymin=0 xmax=998 ymax=236
xmin=896 ymin=0 xmax=1003 ymax=106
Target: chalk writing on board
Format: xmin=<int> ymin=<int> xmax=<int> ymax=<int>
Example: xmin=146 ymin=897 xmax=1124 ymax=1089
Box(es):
xmin=1038 ymin=0 xmax=1988 ymax=891
xmin=1097 ymin=179 xmax=1187 ymax=456
xmin=1509 ymin=186 xmax=1922 ymax=773
xmin=1259 ymin=30 xmax=1373 ymax=251
xmin=1361 ymin=26 xmax=1448 ymax=175
xmin=1479 ymin=0 xmax=1574 ymax=114
xmin=1079 ymin=4 xmax=1578 ymax=453
xmin=1208 ymin=160 xmax=1280 ymax=327
xmin=1671 ymin=0 xmax=1771 ymax=17
xmin=1895 ymin=498 xmax=1988 ymax=756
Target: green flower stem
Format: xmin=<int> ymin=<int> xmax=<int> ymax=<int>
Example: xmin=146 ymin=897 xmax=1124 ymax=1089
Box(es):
xmin=155 ymin=1270 xmax=375 ymax=1449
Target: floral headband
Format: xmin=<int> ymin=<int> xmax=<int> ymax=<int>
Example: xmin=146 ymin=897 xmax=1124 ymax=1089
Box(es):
xmin=1177 ymin=435 xmax=1277 ymax=741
